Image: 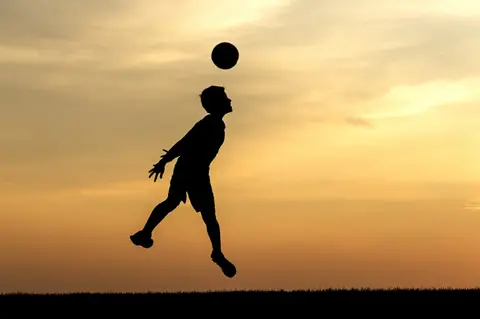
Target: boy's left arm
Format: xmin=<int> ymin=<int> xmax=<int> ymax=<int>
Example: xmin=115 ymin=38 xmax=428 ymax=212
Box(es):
xmin=159 ymin=121 xmax=204 ymax=164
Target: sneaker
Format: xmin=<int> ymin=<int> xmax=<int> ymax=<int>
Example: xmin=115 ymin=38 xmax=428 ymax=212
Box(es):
xmin=130 ymin=230 xmax=154 ymax=249
xmin=211 ymin=251 xmax=236 ymax=278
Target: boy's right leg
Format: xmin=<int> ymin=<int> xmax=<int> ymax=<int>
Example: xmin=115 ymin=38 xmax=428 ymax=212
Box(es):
xmin=142 ymin=196 xmax=182 ymax=235
xmin=131 ymin=170 xmax=186 ymax=248
xmin=130 ymin=195 xmax=182 ymax=248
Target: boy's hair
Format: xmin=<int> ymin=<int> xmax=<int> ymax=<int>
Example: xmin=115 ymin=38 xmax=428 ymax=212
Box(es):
xmin=199 ymin=85 xmax=225 ymax=114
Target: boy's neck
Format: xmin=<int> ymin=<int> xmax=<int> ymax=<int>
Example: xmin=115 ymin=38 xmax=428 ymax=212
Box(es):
xmin=209 ymin=113 xmax=225 ymax=120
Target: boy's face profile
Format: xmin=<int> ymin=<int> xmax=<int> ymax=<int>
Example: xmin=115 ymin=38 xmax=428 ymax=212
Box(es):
xmin=218 ymin=91 xmax=233 ymax=114
xmin=210 ymin=91 xmax=232 ymax=115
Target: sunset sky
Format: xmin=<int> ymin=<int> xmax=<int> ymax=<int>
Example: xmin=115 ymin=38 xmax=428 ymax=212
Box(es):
xmin=0 ymin=0 xmax=479 ymax=293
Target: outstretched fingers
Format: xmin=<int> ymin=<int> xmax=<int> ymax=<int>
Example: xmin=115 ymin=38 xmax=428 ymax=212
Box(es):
xmin=148 ymin=150 xmax=168 ymax=181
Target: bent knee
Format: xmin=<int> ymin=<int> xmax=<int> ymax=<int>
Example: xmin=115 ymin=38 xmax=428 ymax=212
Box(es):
xmin=165 ymin=195 xmax=183 ymax=208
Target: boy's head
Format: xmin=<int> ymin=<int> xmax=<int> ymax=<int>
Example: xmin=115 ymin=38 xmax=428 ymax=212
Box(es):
xmin=200 ymin=86 xmax=232 ymax=115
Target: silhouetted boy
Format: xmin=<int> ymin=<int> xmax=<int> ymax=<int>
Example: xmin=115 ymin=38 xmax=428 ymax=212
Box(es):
xmin=130 ymin=85 xmax=236 ymax=278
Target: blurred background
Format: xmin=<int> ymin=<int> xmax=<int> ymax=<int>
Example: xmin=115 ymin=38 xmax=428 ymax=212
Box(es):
xmin=0 ymin=0 xmax=479 ymax=293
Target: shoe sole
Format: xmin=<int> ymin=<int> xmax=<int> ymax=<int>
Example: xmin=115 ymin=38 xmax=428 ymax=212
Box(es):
xmin=130 ymin=236 xmax=153 ymax=249
xmin=212 ymin=258 xmax=237 ymax=278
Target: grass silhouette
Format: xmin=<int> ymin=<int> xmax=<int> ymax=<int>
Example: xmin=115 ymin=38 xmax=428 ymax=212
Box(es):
xmin=1 ymin=288 xmax=479 ymax=315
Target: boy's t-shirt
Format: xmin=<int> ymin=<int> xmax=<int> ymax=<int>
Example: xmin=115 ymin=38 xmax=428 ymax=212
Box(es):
xmin=163 ymin=115 xmax=225 ymax=174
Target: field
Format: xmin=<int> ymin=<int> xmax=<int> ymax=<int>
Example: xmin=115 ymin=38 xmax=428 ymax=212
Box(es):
xmin=1 ymin=289 xmax=479 ymax=316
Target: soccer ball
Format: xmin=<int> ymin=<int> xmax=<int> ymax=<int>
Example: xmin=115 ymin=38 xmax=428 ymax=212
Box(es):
xmin=211 ymin=42 xmax=239 ymax=70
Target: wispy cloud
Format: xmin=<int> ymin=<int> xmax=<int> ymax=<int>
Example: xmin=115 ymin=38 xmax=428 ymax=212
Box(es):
xmin=344 ymin=116 xmax=374 ymax=128
xmin=0 ymin=0 xmax=479 ymax=191
xmin=362 ymin=78 xmax=480 ymax=119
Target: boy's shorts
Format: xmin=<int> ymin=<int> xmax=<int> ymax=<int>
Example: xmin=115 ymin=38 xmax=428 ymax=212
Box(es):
xmin=168 ymin=168 xmax=215 ymax=213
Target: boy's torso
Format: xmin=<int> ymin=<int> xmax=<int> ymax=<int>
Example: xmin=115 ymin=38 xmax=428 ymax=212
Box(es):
xmin=175 ymin=115 xmax=225 ymax=173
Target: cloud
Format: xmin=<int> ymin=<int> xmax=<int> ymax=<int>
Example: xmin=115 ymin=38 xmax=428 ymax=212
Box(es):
xmin=344 ymin=116 xmax=374 ymax=128
xmin=1 ymin=0 xmax=479 ymax=192
xmin=362 ymin=77 xmax=480 ymax=119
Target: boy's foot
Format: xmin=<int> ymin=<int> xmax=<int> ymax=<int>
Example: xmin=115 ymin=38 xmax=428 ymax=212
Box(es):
xmin=211 ymin=251 xmax=236 ymax=278
xmin=130 ymin=230 xmax=154 ymax=248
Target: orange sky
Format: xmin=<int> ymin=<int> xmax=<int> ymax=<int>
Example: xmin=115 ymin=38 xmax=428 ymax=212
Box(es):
xmin=0 ymin=0 xmax=479 ymax=293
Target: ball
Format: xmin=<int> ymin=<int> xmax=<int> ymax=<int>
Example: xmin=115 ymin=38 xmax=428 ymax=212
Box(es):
xmin=211 ymin=42 xmax=239 ymax=70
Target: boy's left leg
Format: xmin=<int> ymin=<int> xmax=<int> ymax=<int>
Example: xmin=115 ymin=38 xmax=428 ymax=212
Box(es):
xmin=200 ymin=206 xmax=236 ymax=278
xmin=200 ymin=206 xmax=222 ymax=256
xmin=188 ymin=177 xmax=236 ymax=278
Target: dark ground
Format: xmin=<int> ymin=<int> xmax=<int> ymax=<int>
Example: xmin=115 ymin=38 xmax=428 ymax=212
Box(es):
xmin=1 ymin=289 xmax=479 ymax=316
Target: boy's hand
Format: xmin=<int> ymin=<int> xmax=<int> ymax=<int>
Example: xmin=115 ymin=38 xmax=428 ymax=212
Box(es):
xmin=148 ymin=149 xmax=169 ymax=182
xmin=148 ymin=162 xmax=165 ymax=182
